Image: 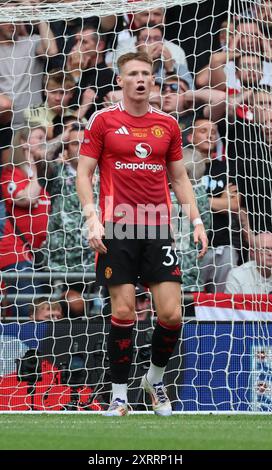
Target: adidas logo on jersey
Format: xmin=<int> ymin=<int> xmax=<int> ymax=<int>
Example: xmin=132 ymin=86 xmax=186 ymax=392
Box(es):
xmin=115 ymin=126 xmax=129 ymax=135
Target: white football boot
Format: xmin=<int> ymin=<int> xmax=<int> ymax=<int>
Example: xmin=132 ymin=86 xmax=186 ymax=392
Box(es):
xmin=141 ymin=374 xmax=172 ymax=416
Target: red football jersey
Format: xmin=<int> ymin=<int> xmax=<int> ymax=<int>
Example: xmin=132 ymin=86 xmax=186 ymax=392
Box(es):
xmin=0 ymin=166 xmax=51 ymax=269
xmin=80 ymin=103 xmax=182 ymax=225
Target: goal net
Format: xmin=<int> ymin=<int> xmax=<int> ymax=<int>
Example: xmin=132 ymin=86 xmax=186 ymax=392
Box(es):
xmin=0 ymin=0 xmax=272 ymax=412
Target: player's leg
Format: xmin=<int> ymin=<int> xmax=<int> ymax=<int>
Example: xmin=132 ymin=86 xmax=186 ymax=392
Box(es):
xmin=95 ymin=229 xmax=139 ymax=416
xmin=148 ymin=281 xmax=182 ymax=384
xmin=139 ymin=229 xmax=182 ymax=415
xmin=141 ymin=281 xmax=182 ymax=416
xmin=105 ymin=283 xmax=136 ymax=416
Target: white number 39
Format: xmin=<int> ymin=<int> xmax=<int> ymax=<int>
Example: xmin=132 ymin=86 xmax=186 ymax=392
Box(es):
xmin=162 ymin=246 xmax=179 ymax=266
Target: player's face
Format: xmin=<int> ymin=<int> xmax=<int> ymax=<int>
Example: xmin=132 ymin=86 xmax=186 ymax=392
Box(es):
xmin=117 ymin=60 xmax=154 ymax=104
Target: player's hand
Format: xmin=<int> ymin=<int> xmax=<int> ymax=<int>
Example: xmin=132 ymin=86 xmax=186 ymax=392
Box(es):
xmin=194 ymin=224 xmax=208 ymax=259
xmin=87 ymin=216 xmax=107 ymax=254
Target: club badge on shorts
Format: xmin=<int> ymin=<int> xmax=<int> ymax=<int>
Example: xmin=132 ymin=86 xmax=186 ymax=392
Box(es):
xmin=105 ymin=267 xmax=113 ymax=279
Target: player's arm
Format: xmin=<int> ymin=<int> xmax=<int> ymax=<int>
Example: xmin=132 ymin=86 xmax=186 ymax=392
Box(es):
xmin=167 ymin=159 xmax=208 ymax=258
xmin=76 ymin=155 xmax=107 ymax=254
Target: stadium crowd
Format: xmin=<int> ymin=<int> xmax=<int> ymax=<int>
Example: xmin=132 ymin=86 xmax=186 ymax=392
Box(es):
xmin=0 ymin=0 xmax=272 ymax=318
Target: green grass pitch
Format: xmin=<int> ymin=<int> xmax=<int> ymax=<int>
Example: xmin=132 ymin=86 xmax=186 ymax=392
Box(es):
xmin=0 ymin=414 xmax=272 ymax=450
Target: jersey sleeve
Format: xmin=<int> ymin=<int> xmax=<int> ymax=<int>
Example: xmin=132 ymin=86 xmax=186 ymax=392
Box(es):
xmin=166 ymin=119 xmax=183 ymax=162
xmin=80 ymin=112 xmax=105 ymax=160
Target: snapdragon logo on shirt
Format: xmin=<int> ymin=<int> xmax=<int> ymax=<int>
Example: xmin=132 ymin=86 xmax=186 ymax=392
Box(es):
xmin=115 ymin=142 xmax=163 ymax=172
xmin=115 ymin=161 xmax=164 ymax=173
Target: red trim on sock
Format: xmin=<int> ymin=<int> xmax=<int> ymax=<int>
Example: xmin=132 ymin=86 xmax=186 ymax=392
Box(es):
xmin=111 ymin=316 xmax=135 ymax=328
xmin=158 ymin=319 xmax=182 ymax=331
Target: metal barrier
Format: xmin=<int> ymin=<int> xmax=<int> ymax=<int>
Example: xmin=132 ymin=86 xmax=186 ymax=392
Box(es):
xmin=1 ymin=272 xmax=96 ymax=281
xmin=0 ymin=271 xmax=98 ymax=319
xmin=0 ymin=271 xmax=199 ymax=321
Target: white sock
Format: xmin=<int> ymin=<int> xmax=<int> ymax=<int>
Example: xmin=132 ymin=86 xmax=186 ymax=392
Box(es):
xmin=147 ymin=363 xmax=166 ymax=385
xmin=112 ymin=383 xmax=128 ymax=403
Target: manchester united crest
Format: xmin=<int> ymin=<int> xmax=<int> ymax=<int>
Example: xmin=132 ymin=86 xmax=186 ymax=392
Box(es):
xmin=105 ymin=267 xmax=113 ymax=279
xmin=151 ymin=126 xmax=164 ymax=138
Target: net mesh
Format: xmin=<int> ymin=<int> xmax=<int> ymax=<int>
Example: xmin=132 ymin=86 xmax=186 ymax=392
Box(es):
xmin=1 ymin=0 xmax=272 ymax=412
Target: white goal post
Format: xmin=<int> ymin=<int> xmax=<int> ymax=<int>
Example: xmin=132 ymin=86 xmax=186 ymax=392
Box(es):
xmin=0 ymin=0 xmax=206 ymax=22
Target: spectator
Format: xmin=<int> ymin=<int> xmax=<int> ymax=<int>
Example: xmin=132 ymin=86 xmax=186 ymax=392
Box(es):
xmin=29 ymin=297 xmax=63 ymax=321
xmin=103 ymin=89 xmax=123 ymax=108
xmin=0 ymin=126 xmax=51 ymax=317
xmin=44 ymin=123 xmax=95 ymax=316
xmin=165 ymin=1 xmax=230 ymax=74
xmin=218 ymin=19 xmax=235 ymax=51
xmin=0 ymin=94 xmax=12 ymax=128
xmin=161 ymin=74 xmax=193 ymax=145
xmin=187 ymin=118 xmax=240 ymax=292
xmin=65 ymin=24 xmax=117 ymax=119
xmin=196 ymin=19 xmax=272 ymax=91
xmin=104 ymin=7 xmax=190 ymax=80
xmin=161 ymin=74 xmax=225 ymax=146
xmin=135 ymin=285 xmax=153 ymax=322
xmin=60 ymin=289 xmax=86 ymax=318
xmin=148 ymin=80 xmax=162 ymax=109
xmin=228 ymin=88 xmax=272 ymax=234
xmin=233 ymin=53 xmax=263 ymax=93
xmin=24 ymin=69 xmax=77 ymax=139
xmin=135 ymin=25 xmax=192 ymax=84
xmin=173 ymin=148 xmax=211 ymax=291
xmin=45 ymin=123 xmax=94 ymax=273
xmin=0 ymin=94 xmax=13 ymax=237
xmin=255 ymin=0 xmax=272 ymax=34
xmin=0 ymin=17 xmax=58 ymax=130
xmin=202 ymin=52 xmax=263 ymax=125
xmin=225 ymin=232 xmax=272 ymax=294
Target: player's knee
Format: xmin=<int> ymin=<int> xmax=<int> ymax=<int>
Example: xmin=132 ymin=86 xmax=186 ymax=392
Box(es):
xmin=159 ymin=305 xmax=183 ymax=326
xmin=113 ymin=304 xmax=136 ymax=322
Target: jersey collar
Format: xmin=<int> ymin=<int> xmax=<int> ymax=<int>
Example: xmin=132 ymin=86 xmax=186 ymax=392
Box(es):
xmin=119 ymin=101 xmax=153 ymax=113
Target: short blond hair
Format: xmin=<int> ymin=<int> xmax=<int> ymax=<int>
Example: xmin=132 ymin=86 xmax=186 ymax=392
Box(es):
xmin=117 ymin=52 xmax=153 ymax=73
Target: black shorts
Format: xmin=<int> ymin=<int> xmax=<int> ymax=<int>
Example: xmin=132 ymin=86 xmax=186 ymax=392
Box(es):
xmin=96 ymin=224 xmax=182 ymax=286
